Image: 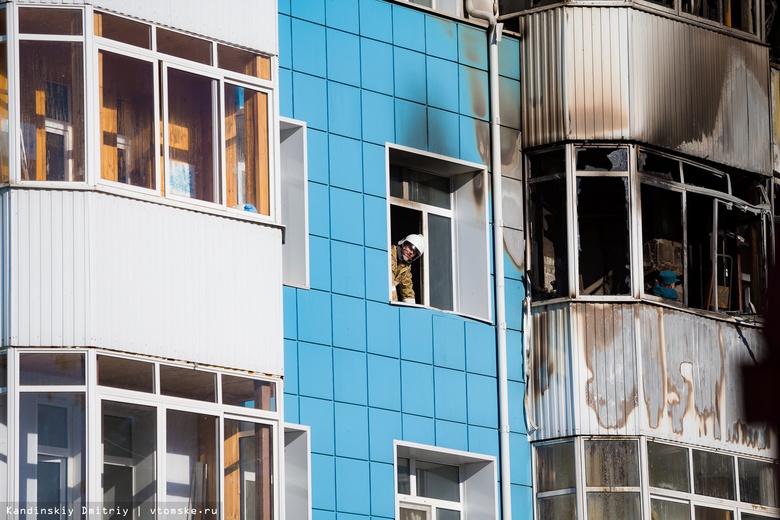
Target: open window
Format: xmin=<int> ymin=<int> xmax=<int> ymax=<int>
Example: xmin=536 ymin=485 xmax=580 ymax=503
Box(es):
xmin=284 ymin=424 xmax=311 ymax=520
xmin=388 ymin=146 xmax=490 ymax=321
xmin=280 ymin=118 xmax=309 ymax=289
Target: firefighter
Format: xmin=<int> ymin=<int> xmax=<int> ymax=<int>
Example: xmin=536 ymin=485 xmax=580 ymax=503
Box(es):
xmin=390 ymin=234 xmax=425 ymax=303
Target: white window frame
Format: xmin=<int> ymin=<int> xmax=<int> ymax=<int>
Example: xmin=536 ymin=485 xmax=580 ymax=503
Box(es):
xmin=279 ymin=117 xmax=309 ymax=289
xmin=402 ymin=0 xmax=464 ymax=17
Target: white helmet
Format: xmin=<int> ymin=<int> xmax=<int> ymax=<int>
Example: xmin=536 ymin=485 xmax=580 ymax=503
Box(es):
xmin=398 ymin=234 xmax=425 ymax=261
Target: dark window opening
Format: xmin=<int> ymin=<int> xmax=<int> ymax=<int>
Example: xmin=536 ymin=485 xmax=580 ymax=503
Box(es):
xmin=642 ymin=185 xmax=684 ymax=301
xmin=529 ymin=179 xmax=569 ymax=299
xmin=638 ymin=151 xmax=680 ymax=183
xmin=576 ymin=147 xmax=628 ymax=172
xmin=686 ymin=193 xmax=715 ymax=310
xmin=683 ymin=164 xmax=729 ymax=192
xmin=391 ymin=205 xmax=424 ymax=305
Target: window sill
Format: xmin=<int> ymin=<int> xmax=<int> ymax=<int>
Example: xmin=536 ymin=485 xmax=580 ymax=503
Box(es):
xmin=389 ymin=300 xmax=493 ymax=324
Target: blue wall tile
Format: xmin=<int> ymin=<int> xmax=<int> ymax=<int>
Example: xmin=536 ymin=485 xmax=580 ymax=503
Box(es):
xmin=284 ymin=393 xmax=300 ymax=423
xmin=402 ymin=414 xmax=435 ymax=445
xmin=284 ymin=338 xmax=299 ymax=393
xmin=457 ymin=24 xmax=487 ymax=70
xmin=468 ymin=425 xmax=499 ymax=458
xmin=332 ymin=295 xmax=367 ymax=351
xmin=369 ymin=408 xmax=402 ymax=463
xmin=499 ymin=76 xmax=521 ymax=130
xmin=367 ymin=354 xmax=401 ymax=410
xmin=395 ymin=100 xmax=427 ymax=150
xmin=426 ymin=57 xmax=458 ymax=112
xmin=458 ymin=65 xmax=489 ymax=121
xmin=359 ymin=0 xmax=393 ymax=42
xmin=510 ymin=432 xmax=533 ymax=486
xmin=307 ymin=129 xmax=330 ymax=184
xmin=508 ymin=381 xmax=526 ymax=434
xmin=465 ymin=321 xmax=496 ymax=376
xmin=326 ymin=0 xmax=359 ymax=34
xmin=308 ymin=182 xmax=331 ymax=238
xmin=362 ymin=91 xmax=396 ymax=146
xmin=327 ymin=30 xmax=361 ymax=86
xmin=279 ymin=0 xmax=291 ymax=15
xmin=467 ymin=373 xmax=498 ymax=428
xmin=434 ymin=367 xmax=466 ymax=422
xmin=279 ymin=67 xmax=293 ymax=118
xmin=310 ymin=235 xmax=332 ymax=291
xmin=360 ymin=38 xmax=394 ymax=96
xmin=506 ymin=328 xmax=524 ymax=382
xmin=433 ymin=315 xmax=465 ymax=370
xmin=313 ymin=511 xmax=335 ymax=520
xmin=283 ymin=286 xmax=298 ymax=339
xmin=505 ymin=278 xmax=524 ymax=330
xmin=365 ymin=248 xmax=390 ymax=303
xmin=428 ymin=107 xmax=460 ymax=158
xmin=392 ymin=5 xmax=425 ymax=52
xmin=330 ymin=188 xmax=365 ymax=244
xmin=394 ymin=48 xmax=427 ymax=104
xmin=401 ymin=361 xmax=434 ymax=416
xmin=293 ymin=72 xmax=328 ymax=130
xmin=331 ymin=241 xmax=366 ymax=298
xmin=335 ymin=403 xmax=369 ymax=459
xmin=499 ymin=36 xmax=521 ymax=80
xmin=363 ymin=195 xmax=387 ymax=251
xmin=370 ymin=462 xmax=396 ymax=517
xmin=436 ymin=419 xmax=468 ymax=452
xmin=297 ymin=289 xmax=332 ymax=345
xmin=279 ymin=15 xmax=293 ymax=70
xmin=425 ymin=15 xmax=458 ymax=61
xmin=399 ymin=307 xmax=433 ymax=364
xmin=366 ymin=302 xmax=400 ymax=357
xmin=328 ymin=134 xmax=363 ymax=190
xmin=311 ymin=454 xmax=336 ymax=510
xmin=459 ymin=115 xmax=489 ymax=166
xmin=335 ymin=458 xmax=371 ymax=514
xmin=328 ymin=84 xmax=362 ymax=140
xmin=298 ymin=342 xmax=334 ymax=399
xmin=334 ymin=347 xmax=368 ymax=404
xmin=301 ymin=397 xmax=335 ymax=455
xmin=292 ymin=18 xmax=327 ymax=77
xmin=362 ymin=142 xmax=387 ymax=198
xmin=511 ymin=484 xmax=535 ymax=520
xmin=292 ymin=0 xmax=326 ymax=24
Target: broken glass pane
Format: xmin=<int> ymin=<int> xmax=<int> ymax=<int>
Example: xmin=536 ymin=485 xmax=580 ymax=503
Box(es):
xmin=529 ymin=179 xmax=569 ymax=299
xmin=641 ymin=185 xmax=683 ymax=299
xmin=576 ymin=147 xmax=628 ymax=172
xmin=638 ymin=151 xmax=680 ymax=182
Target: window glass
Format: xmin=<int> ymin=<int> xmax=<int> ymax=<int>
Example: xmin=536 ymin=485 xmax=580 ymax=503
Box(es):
xmin=537 ymin=495 xmax=576 ymax=520
xmin=0 ymin=40 xmax=8 ymax=183
xmin=586 ymin=492 xmax=641 ymax=520
xmin=738 ymin=458 xmax=779 ymax=507
xmin=528 ymin=178 xmax=569 ymax=299
xmin=0 ymin=8 xmax=5 ymax=37
xmin=428 ymin=213 xmax=453 ymax=311
xmin=0 ymin=352 xmax=5 ymax=506
xmin=437 ymin=509 xmax=460 ymax=520
xmin=401 ymin=506 xmax=429 ymax=520
xmin=638 ymin=150 xmax=680 ymax=182
xmin=416 ymin=460 xmax=460 ymax=502
xmin=99 ymin=51 xmax=156 ymax=189
xmin=577 ymin=177 xmax=631 ymax=295
xmin=102 ymin=401 xmax=157 ymax=513
xmin=19 ymin=8 xmax=83 ymax=35
xmin=157 ymin=27 xmax=211 ymax=65
xmin=398 ymin=457 xmax=411 ymax=495
xmin=642 ymin=185 xmax=683 ymax=301
xmin=224 ymin=420 xmax=274 ymax=520
xmin=166 ymin=68 xmax=218 ymax=202
xmin=584 ymin=440 xmax=639 ymax=487
xmin=94 ymin=12 xmax=151 ymax=49
xmin=160 ymin=365 xmax=216 ymax=402
xmin=648 ymin=442 xmax=690 ymax=492
xmin=693 ymin=505 xmax=733 ymax=520
xmin=97 ymin=355 xmax=154 ymax=393
xmin=166 ymin=410 xmax=218 ymax=513
xmin=19 ymin=352 xmax=85 ymax=385
xmin=218 ymin=44 xmax=270 ymax=80
xmin=651 ymin=499 xmax=691 ymax=520
xmin=225 ymin=83 xmax=270 ymax=214
xmin=536 ymin=442 xmax=575 ymax=492
xmin=693 ymin=449 xmax=736 ymax=500
xmin=576 ymin=148 xmax=628 ymax=172
xmin=221 ymin=374 xmax=276 ymax=411
xmin=20 ymin=41 xmax=86 ymax=182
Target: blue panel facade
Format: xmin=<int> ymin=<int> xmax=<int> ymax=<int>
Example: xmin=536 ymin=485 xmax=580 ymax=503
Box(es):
xmin=279 ymin=1 xmax=529 ymax=518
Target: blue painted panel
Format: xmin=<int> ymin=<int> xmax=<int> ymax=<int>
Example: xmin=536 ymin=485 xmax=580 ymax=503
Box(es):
xmin=468 ymin=425 xmax=499 ymax=458
xmin=458 ymin=65 xmax=489 ymax=121
xmin=510 ymin=432 xmax=533 ymax=486
xmin=426 ymin=56 xmax=458 ymax=112
xmin=395 ymin=100 xmax=427 ymax=150
xmin=335 ymin=403 xmax=369 ymax=459
xmin=511 ymin=484 xmax=535 ymax=520
xmin=366 ymin=301 xmax=400 ymax=357
xmin=505 ymin=278 xmax=524 ymax=330
xmin=325 ymin=0 xmax=359 ymax=34
xmin=284 ymin=339 xmax=299 ymax=393
xmin=401 ymin=361 xmax=434 ymax=416
xmin=436 ymin=419 xmax=468 ymax=452
xmin=465 ymin=321 xmax=496 ymax=376
xmin=312 ymin=511 xmax=335 ymax=520
xmin=399 ymin=307 xmax=433 ymax=363
xmin=292 ymin=19 xmax=327 ymax=77
xmin=279 ymin=15 xmax=293 ymax=70
xmin=307 ymin=129 xmax=329 ymax=184
xmin=362 ymin=143 xmax=387 ymax=198
xmin=311 ymin=454 xmax=336 ymax=510
xmin=291 ymin=0 xmax=326 ymax=24
xmin=504 ymin=247 xmax=524 ymax=282
xmin=499 ymin=76 xmax=521 ymax=130
xmin=364 ymin=195 xmax=387 ymax=251
xmin=457 ymin=24 xmax=487 ymax=70
xmin=362 ymin=91 xmax=396 ymax=146
xmin=328 ymin=83 xmax=362 ymax=139
xmin=459 ymin=115 xmax=489 ymax=166
xmin=279 ymin=67 xmax=293 ymax=118
xmin=370 ymin=462 xmax=396 ymax=517
xmin=369 ymin=407 xmax=402 ymax=463
xmin=293 ymin=72 xmax=328 ymax=130
xmin=334 ymin=347 xmax=368 ymax=404
xmin=360 ymin=38 xmax=394 ymax=96
xmin=506 ymin=328 xmax=524 ymax=382
xmin=392 ymin=5 xmax=425 ymax=52
xmin=427 ymin=107 xmax=460 ymax=159
xmin=310 ymin=235 xmax=332 ymax=291
xmin=364 ymin=247 xmax=390 ymax=303
xmin=508 ymin=380 xmax=526 ymax=434
xmin=332 ymin=295 xmax=367 ymax=352
xmin=367 ymin=354 xmax=401 ymax=411
xmin=279 ymin=0 xmax=291 ymax=15
xmin=331 ymin=241 xmax=366 ymax=298
xmin=283 ymin=286 xmax=298 ymax=340
xmin=335 ymin=458 xmax=371 ymax=514
xmin=284 ymin=393 xmax=300 ymax=423
xmin=467 ymin=373 xmax=498 ymax=428
xmin=359 ymin=0 xmax=393 ymax=42
xmin=298 ymin=342 xmax=334 ymax=399
xmin=425 ymin=15 xmax=457 ymax=61
xmin=433 ymin=315 xmax=465 ymax=370
xmin=402 ymin=414 xmax=435 ymax=445
xmin=499 ymin=36 xmax=521 ymax=80
xmin=330 ymin=188 xmax=364 ymax=245
xmin=327 ymin=30 xmax=361 ymax=87
xmin=301 ymin=397 xmax=335 ymax=455
xmin=328 ymin=134 xmax=363 ymax=190
xmin=297 ymin=289 xmax=333 ymax=345
xmin=394 ymin=48 xmax=426 ymax=105
xmin=434 ymin=367 xmax=467 ymax=422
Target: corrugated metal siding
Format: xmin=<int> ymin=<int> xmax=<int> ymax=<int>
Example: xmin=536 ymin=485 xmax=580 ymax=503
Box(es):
xmin=0 ymin=189 xmax=8 ymax=346
xmin=14 ymin=0 xmax=277 ymax=54
xmin=7 ymin=189 xmax=284 ymax=376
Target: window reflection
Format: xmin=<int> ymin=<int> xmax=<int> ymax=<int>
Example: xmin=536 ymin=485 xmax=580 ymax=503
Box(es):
xmin=166 ymin=410 xmax=218 ymax=517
